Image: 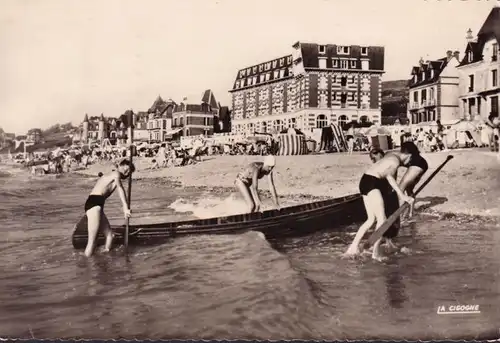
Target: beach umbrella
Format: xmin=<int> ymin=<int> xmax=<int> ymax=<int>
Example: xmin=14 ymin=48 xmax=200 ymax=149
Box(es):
xmin=454 ymin=120 xmax=477 ymax=132
xmin=364 ymin=126 xmax=391 ymax=136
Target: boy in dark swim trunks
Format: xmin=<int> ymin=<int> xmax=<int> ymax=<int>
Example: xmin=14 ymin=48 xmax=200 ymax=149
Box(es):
xmin=344 ymin=142 xmax=417 ymax=261
xmin=83 ymin=159 xmax=134 ymax=257
xmin=368 ymin=148 xmax=401 ymax=250
xmin=235 ymin=155 xmax=279 ymax=213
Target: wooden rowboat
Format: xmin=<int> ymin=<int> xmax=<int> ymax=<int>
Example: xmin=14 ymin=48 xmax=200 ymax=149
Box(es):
xmin=71 ymin=193 xmax=366 ymax=249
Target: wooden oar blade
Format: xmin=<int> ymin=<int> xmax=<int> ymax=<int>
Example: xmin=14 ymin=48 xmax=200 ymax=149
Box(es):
xmin=365 ymin=154 xmax=454 ymax=247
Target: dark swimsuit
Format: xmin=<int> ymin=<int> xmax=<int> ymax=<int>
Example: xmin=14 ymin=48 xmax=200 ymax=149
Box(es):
xmin=359 ymin=174 xmax=388 ymax=196
xmin=359 ymin=174 xmax=401 ymax=239
xmin=84 ymin=195 xmax=106 ymax=212
xmin=409 ymin=154 xmax=428 ymax=173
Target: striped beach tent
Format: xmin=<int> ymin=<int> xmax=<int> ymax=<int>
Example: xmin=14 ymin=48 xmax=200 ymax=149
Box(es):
xmin=277 ymin=128 xmax=307 ymax=156
xmin=331 ymin=124 xmax=348 ymax=151
xmin=318 ymin=124 xmax=348 ymax=152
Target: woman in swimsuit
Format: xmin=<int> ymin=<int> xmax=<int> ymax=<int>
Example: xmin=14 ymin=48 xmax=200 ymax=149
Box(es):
xmin=398 ymin=149 xmax=428 ymax=219
xmin=83 ymin=159 xmax=134 ymax=257
xmin=344 ymin=142 xmax=417 ymax=261
xmin=235 ymin=155 xmax=279 ymax=213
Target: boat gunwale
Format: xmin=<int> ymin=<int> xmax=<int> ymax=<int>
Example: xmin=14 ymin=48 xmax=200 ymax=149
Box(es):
xmin=108 ymin=194 xmax=361 ymax=231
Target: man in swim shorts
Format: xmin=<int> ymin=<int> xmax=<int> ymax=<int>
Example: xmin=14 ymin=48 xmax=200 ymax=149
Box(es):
xmin=368 ymin=148 xmax=401 ymax=250
xmin=344 ymin=142 xmax=417 ymax=261
xmin=83 ymin=159 xmax=134 ymax=257
xmin=235 ymin=155 xmax=280 ymax=213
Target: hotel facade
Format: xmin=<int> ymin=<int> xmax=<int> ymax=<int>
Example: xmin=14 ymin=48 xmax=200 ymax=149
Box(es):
xmin=229 ymin=41 xmax=385 ymax=135
xmin=407 ymin=51 xmax=461 ymax=125
xmin=457 ymin=7 xmax=500 ymax=121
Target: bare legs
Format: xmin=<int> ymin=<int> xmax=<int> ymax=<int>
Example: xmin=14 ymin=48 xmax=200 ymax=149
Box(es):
xmin=85 ymin=206 xmax=114 ymax=257
xmin=235 ymin=179 xmax=256 ymax=213
xmin=344 ymin=190 xmax=387 ymax=261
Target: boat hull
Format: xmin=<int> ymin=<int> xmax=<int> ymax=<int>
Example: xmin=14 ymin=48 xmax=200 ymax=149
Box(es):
xmin=71 ymin=194 xmax=366 ymax=249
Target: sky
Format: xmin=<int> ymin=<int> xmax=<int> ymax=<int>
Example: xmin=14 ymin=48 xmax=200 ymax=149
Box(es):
xmin=0 ymin=0 xmax=497 ymax=134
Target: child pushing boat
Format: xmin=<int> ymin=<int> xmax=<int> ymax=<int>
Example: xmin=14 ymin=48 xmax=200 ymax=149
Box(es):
xmin=235 ymin=155 xmax=280 ymax=213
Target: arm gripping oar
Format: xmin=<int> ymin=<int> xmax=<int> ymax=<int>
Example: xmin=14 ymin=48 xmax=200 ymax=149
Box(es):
xmin=366 ymin=154 xmax=454 ymax=247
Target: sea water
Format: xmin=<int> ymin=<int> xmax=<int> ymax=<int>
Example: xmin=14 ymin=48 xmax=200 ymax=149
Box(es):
xmin=0 ymin=166 xmax=499 ymax=340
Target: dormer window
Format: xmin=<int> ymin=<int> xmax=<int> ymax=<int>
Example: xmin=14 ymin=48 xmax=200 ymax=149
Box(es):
xmin=493 ymin=43 xmax=498 ymax=61
xmin=247 ymin=68 xmax=251 ymax=75
xmin=430 ymin=70 xmax=434 ymax=78
xmin=361 ymin=47 xmax=368 ymax=55
xmin=287 ymin=56 xmax=292 ymax=63
xmin=259 ymin=65 xmax=264 ymax=72
xmin=414 ymin=75 xmax=417 ymax=82
xmin=274 ymin=70 xmax=279 ymax=78
xmin=337 ymin=46 xmax=350 ymax=55
xmin=265 ymin=62 xmax=271 ymax=70
xmin=468 ymin=51 xmax=473 ymax=63
xmin=422 ymin=72 xmax=425 ymax=80
xmin=350 ymin=60 xmax=356 ymax=68
xmin=272 ymin=60 xmax=277 ymax=68
xmin=332 ymin=59 xmax=338 ymax=68
xmin=318 ymin=45 xmax=326 ymax=54
xmin=279 ymin=58 xmax=284 ymax=66
xmin=252 ymin=66 xmax=257 ymax=73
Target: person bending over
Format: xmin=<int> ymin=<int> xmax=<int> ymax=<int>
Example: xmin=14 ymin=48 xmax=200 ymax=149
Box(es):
xmin=83 ymin=159 xmax=134 ymax=257
xmin=235 ymin=155 xmax=279 ymax=213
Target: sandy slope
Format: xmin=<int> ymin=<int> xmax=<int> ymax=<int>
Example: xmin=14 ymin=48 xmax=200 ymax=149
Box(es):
xmin=76 ymin=149 xmax=500 ymax=217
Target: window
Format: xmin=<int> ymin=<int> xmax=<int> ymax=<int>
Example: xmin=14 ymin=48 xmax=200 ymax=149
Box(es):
xmin=240 ymin=70 xmax=245 ymax=78
xmin=253 ymin=76 xmax=257 ymax=84
xmin=287 ymin=56 xmax=292 ymax=63
xmin=361 ymin=60 xmax=369 ymax=70
xmin=319 ymin=58 xmax=327 ymax=69
xmin=492 ymin=96 xmax=498 ymax=115
xmin=430 ymin=69 xmax=434 ymax=78
xmin=469 ymin=74 xmax=474 ymax=92
xmin=279 ymin=58 xmax=284 ymax=66
xmin=235 ymin=81 xmax=240 ymax=88
xmin=493 ymin=43 xmax=498 ymax=61
xmin=351 ymin=92 xmax=355 ymax=101
xmin=422 ymin=71 xmax=425 ymax=80
xmin=421 ymin=89 xmax=427 ymax=103
xmin=319 ymin=94 xmax=327 ymax=107
xmin=332 ymin=91 xmax=336 ymax=101
xmin=319 ymin=45 xmax=326 ymax=54
xmin=337 ymin=46 xmax=350 ymax=54
xmin=247 ymin=68 xmax=251 ymax=75
xmin=272 ymin=60 xmax=277 ymax=68
xmin=340 ymin=76 xmax=347 ymax=87
xmin=492 ymin=69 xmax=498 ymax=88
xmin=274 ymin=70 xmax=280 ymax=79
xmin=340 ymin=92 xmax=347 ymax=103
xmin=467 ymin=51 xmax=473 ymax=63
xmin=351 ymin=76 xmax=355 ymax=83
xmin=338 ymin=115 xmax=348 ymax=129
xmin=340 ymin=60 xmax=348 ymax=69
xmin=361 ymin=47 xmax=368 ymax=55
xmin=280 ymin=69 xmax=285 ymax=78
xmin=259 ymin=65 xmax=264 ymax=72
xmin=267 ymin=72 xmax=271 ymax=81
xmin=413 ymin=91 xmax=418 ymax=103
xmin=332 ymin=59 xmax=338 ymax=68
xmin=316 ymin=114 xmax=328 ymax=128
xmin=265 ymin=62 xmax=271 ymax=70
xmin=350 ymin=60 xmax=356 ymax=68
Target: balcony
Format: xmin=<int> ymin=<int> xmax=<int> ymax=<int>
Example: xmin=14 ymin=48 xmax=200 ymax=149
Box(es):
xmin=410 ymin=102 xmax=420 ymax=110
xmin=425 ymin=99 xmax=436 ymax=107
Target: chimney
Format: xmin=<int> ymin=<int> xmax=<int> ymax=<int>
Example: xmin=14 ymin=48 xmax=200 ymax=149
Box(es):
xmin=453 ymin=51 xmax=460 ymax=60
xmin=466 ymin=28 xmax=474 ymax=42
xmin=446 ymin=50 xmax=453 ymax=60
xmin=419 ymin=57 xmax=424 ymax=66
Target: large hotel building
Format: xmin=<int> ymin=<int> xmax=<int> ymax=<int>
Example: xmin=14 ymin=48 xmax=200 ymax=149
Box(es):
xmin=229 ymin=41 xmax=385 ymax=135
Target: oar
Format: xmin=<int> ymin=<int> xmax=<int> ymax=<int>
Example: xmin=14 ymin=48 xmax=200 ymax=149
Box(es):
xmin=124 ymin=111 xmax=135 ymax=254
xmin=365 ymin=154 xmax=454 ymax=247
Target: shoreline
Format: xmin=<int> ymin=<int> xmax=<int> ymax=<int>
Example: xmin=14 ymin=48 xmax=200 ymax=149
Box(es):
xmin=71 ymin=149 xmax=500 ymax=221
